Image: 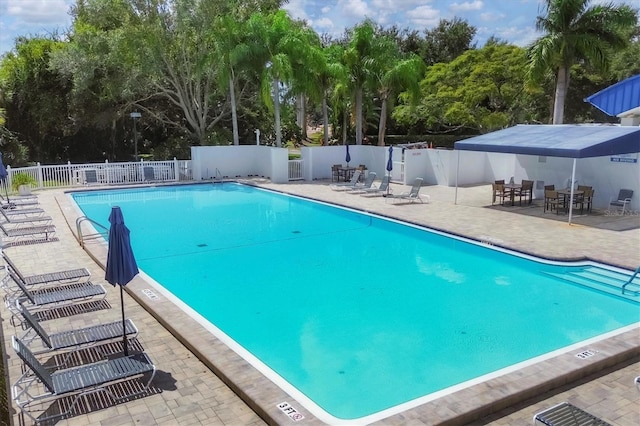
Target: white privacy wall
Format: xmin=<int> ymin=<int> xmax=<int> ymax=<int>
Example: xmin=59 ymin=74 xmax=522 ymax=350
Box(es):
xmin=190 ymin=145 xmax=639 ymax=210
xmin=191 ymin=146 xmax=289 ymax=183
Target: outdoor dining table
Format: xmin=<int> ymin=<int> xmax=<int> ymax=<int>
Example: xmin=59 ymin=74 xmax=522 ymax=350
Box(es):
xmin=339 ymin=166 xmax=356 ymax=182
xmin=557 ymin=188 xmax=584 ymax=213
xmin=503 ymin=183 xmax=521 ymax=206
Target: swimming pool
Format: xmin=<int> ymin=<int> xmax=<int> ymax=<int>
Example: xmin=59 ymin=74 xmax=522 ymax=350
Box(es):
xmin=71 ymin=183 xmax=640 ymax=422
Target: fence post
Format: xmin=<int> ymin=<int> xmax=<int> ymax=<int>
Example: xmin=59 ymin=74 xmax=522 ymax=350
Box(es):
xmin=37 ymin=162 xmax=44 ymax=189
xmin=68 ymin=161 xmax=73 ymax=186
xmin=105 ymin=159 xmax=110 ymax=185
xmin=174 ymin=157 xmax=179 ymax=181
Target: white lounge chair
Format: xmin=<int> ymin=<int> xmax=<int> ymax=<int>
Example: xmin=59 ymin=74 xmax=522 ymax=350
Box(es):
xmin=347 ymin=172 xmax=377 ymax=193
xmin=329 ymin=169 xmax=362 ymax=191
xmin=361 ymin=175 xmax=391 ymax=197
xmin=386 ymin=178 xmax=428 ymax=204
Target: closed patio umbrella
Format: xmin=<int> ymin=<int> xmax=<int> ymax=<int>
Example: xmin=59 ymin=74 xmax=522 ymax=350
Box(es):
xmin=0 ymin=152 xmax=12 ymax=205
xmin=345 ymin=143 xmax=351 ymax=166
xmin=105 ymin=206 xmax=139 ymax=355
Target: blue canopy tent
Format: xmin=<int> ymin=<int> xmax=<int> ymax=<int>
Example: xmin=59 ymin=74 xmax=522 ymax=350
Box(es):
xmin=584 ymin=74 xmax=640 ymax=120
xmin=454 ymin=124 xmax=640 ymax=224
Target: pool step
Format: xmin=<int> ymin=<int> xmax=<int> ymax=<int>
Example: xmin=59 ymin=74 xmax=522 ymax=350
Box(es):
xmin=544 ymin=266 xmax=640 ymax=303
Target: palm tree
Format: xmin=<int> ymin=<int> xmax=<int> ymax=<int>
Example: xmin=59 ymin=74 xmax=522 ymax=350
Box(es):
xmin=527 ymin=0 xmax=637 ymax=124
xmin=372 ymin=47 xmax=424 ymax=146
xmin=343 ymin=21 xmax=388 ymax=145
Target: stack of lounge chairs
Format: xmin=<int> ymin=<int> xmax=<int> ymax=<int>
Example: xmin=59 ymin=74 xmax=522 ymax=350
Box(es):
xmin=1 ymin=243 xmax=157 ymax=422
xmin=0 ymin=192 xmax=58 ymax=247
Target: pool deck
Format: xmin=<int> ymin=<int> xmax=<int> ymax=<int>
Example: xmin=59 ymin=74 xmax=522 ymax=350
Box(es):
xmin=1 ymin=180 xmax=638 ymax=425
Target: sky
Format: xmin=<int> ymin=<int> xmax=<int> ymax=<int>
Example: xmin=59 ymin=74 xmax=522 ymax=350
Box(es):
xmin=0 ymin=0 xmax=633 ymax=57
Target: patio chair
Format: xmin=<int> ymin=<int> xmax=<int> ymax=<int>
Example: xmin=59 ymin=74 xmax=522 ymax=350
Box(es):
xmin=16 ymin=300 xmax=138 ymax=355
xmin=4 ymin=269 xmax=105 ymax=313
xmin=544 ymin=189 xmax=561 ymax=214
xmin=2 ymin=251 xmax=90 ymax=287
xmin=517 ymin=180 xmax=534 ymax=205
xmin=83 ymin=169 xmax=99 ymax=185
xmin=492 ymin=182 xmax=509 ymax=205
xmin=329 ymin=169 xmax=362 ymax=191
xmin=573 ymin=186 xmax=594 ymax=214
xmin=533 ymin=402 xmax=611 ymax=425
xmin=544 ymin=184 xmax=555 ymax=191
xmin=347 ymin=172 xmax=377 ymax=194
xmin=11 ymin=336 xmax=156 ymax=424
xmin=143 ymin=166 xmax=155 ymax=182
xmin=386 ymin=178 xmax=428 ymax=204
xmin=361 ymin=175 xmax=391 ymax=197
xmin=609 ymin=189 xmax=633 ymax=214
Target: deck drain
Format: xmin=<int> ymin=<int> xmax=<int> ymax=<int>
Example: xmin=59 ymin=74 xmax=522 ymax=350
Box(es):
xmin=197 ymin=243 xmax=208 ymax=247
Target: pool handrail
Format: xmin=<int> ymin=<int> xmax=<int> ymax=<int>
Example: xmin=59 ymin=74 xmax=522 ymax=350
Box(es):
xmin=621 ymin=266 xmax=640 ymax=296
xmin=75 ymin=215 xmax=109 ymax=248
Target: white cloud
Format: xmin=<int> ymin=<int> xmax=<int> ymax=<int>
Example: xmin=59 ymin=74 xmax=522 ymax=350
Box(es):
xmin=338 ymin=0 xmax=374 ymax=18
xmin=450 ymin=1 xmax=484 ymax=13
xmin=406 ymin=5 xmax=441 ymax=28
xmin=480 ymin=12 xmax=506 ymax=22
xmin=314 ymin=17 xmax=335 ymax=30
xmin=283 ymin=0 xmax=311 ymax=22
xmin=4 ymin=0 xmax=72 ymax=25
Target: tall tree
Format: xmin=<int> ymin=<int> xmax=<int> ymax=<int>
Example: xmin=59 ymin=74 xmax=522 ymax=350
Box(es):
xmin=343 ymin=21 xmax=390 ymax=145
xmin=527 ymin=0 xmax=637 ymax=124
xmin=422 ymin=18 xmax=477 ymax=65
xmin=371 ymin=42 xmax=424 ymax=146
xmin=248 ymin=11 xmax=319 ymax=147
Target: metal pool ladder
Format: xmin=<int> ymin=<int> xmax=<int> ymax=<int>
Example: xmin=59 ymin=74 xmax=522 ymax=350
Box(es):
xmin=622 ymin=266 xmax=640 ymax=296
xmin=76 ymin=216 xmax=109 ymax=248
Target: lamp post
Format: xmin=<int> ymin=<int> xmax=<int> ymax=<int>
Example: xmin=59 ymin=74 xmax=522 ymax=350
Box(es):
xmin=130 ymin=111 xmax=141 ymax=161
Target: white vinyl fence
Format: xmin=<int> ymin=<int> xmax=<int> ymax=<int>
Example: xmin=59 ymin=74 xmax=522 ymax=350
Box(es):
xmin=5 ymin=159 xmax=192 ymax=192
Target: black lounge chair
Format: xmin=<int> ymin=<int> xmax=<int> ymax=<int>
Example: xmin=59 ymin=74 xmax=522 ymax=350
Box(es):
xmin=5 ymin=270 xmax=105 ymax=313
xmin=0 ymin=206 xmax=51 ymax=225
xmin=2 ymin=251 xmax=90 ymax=287
xmin=534 ymin=402 xmax=611 ymax=425
xmin=16 ymin=301 xmax=138 ymax=354
xmin=11 ymin=336 xmax=155 ymax=423
xmin=0 ymin=205 xmax=45 ymax=216
xmin=0 ymin=223 xmax=56 ymax=243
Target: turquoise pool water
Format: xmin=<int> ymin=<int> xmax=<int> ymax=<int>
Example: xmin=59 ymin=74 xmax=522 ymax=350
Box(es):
xmin=72 ymin=183 xmax=640 ymax=421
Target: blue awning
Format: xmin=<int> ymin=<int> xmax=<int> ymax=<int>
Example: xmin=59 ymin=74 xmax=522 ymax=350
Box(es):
xmin=454 ymin=124 xmax=640 ymax=158
xmin=585 ymin=74 xmax=640 ymax=117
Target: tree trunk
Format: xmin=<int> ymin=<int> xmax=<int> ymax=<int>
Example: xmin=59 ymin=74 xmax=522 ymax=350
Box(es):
xmin=377 ymin=95 xmax=388 ymax=146
xmin=342 ymin=108 xmax=348 ymax=145
xmin=296 ymin=95 xmax=306 ymax=139
xmin=229 ymin=76 xmax=240 ymax=146
xmin=553 ymin=66 xmax=570 ymax=124
xmin=322 ymin=95 xmax=329 ymax=146
xmin=273 ymin=78 xmax=282 ymax=147
xmin=355 ymin=86 xmax=363 ymax=145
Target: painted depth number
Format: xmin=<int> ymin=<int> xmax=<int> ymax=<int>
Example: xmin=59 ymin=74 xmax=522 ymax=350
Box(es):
xmin=277 ymin=401 xmax=305 ymax=422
